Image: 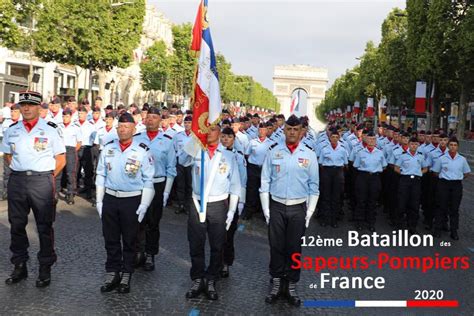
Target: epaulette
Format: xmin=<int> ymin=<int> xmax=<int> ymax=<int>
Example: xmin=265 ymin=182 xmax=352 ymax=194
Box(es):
xmin=9 ymin=121 xmax=19 ymax=127
xmin=269 ymin=143 xmax=278 ymax=150
xmin=417 ymin=152 xmax=423 ymax=155
xmin=139 ymin=143 xmax=149 ymax=151
xmin=133 ymin=132 xmax=142 ymax=137
xmin=105 ymin=140 xmax=115 ymax=146
xmin=237 ymin=150 xmax=244 ymax=156
xmin=47 ymin=121 xmax=58 ymax=128
xmin=305 ymin=144 xmax=314 ymax=151
xmin=164 ymin=134 xmax=173 ymax=140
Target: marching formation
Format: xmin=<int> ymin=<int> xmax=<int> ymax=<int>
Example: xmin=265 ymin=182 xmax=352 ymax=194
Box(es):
xmin=1 ymin=91 xmax=471 ymax=307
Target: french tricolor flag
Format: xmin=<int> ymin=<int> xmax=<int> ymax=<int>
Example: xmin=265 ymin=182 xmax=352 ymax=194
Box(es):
xmin=190 ymin=0 xmax=222 ymax=147
xmin=415 ymin=81 xmax=427 ymax=114
xmin=365 ymin=98 xmax=374 ymax=117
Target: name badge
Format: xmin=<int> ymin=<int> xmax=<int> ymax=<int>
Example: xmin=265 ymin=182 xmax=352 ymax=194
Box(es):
xmin=34 ymin=137 xmax=48 ymax=151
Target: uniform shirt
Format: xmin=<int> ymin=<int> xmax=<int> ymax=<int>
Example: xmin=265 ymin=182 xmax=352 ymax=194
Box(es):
xmin=2 ymin=118 xmax=21 ymax=135
xmin=260 ymin=142 xmax=319 ymax=199
xmin=2 ymin=106 xmax=11 ymax=120
xmin=385 ymin=142 xmax=401 ymax=164
xmin=171 ymin=123 xmax=184 ymax=133
xmin=162 ymin=126 xmax=177 ymax=139
xmin=221 ymin=144 xmax=247 ymax=192
xmin=318 ymin=143 xmax=348 ymax=167
xmin=235 ymin=131 xmax=249 ymax=154
xmin=47 ymin=109 xmax=63 ymax=125
xmin=395 ymin=151 xmax=428 ymax=177
xmin=349 ymin=141 xmax=364 ymax=162
xmin=96 ymin=139 xmax=155 ymax=191
xmin=59 ymin=122 xmax=82 ymax=147
xmin=180 ymin=146 xmax=241 ymax=198
xmin=353 ymin=147 xmax=387 ymax=173
xmin=388 ymin=144 xmax=405 ymax=165
xmin=2 ymin=119 xmax=66 ymax=172
xmin=134 ymin=131 xmax=177 ymax=179
xmin=173 ymin=130 xmax=192 ymax=160
xmin=432 ymin=152 xmax=471 ymax=180
xmin=94 ymin=126 xmax=118 ymax=150
xmin=427 ymin=147 xmax=447 ymax=168
xmin=135 ymin=122 xmax=146 ymax=134
xmin=246 ymin=125 xmax=258 ymax=139
xmin=78 ymin=120 xmax=95 ymax=146
xmin=245 ymin=137 xmax=275 ymax=166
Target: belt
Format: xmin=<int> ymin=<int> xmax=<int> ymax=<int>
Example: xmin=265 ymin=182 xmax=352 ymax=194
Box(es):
xmin=11 ymin=170 xmax=53 ymax=176
xmin=105 ymin=188 xmax=141 ymax=198
xmin=272 ymin=196 xmax=306 ymax=206
xmin=192 ymin=193 xmax=228 ymax=203
xmin=401 ymin=175 xmax=421 ymax=179
xmin=322 ymin=165 xmax=343 ymax=169
xmin=359 ymin=170 xmax=381 ymax=176
xmin=152 ymin=177 xmax=165 ymax=183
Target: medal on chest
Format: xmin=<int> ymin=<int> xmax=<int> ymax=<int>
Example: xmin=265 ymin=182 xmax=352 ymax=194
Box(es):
xmin=298 ymin=157 xmax=309 ymax=168
xmin=125 ymin=156 xmax=141 ymax=177
xmin=34 ymin=137 xmax=48 ymax=152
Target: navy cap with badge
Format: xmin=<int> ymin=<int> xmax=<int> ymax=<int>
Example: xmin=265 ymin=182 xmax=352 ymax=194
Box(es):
xmin=18 ymin=91 xmax=42 ymax=105
xmin=63 ymin=108 xmax=72 ymax=116
xmin=285 ymin=114 xmax=301 ymax=126
xmin=184 ymin=115 xmax=192 ymax=122
xmin=118 ymin=112 xmax=135 ymax=123
xmin=147 ymin=106 xmax=160 ymax=115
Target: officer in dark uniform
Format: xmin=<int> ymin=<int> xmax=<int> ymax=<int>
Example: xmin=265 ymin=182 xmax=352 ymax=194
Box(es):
xmin=260 ymin=115 xmax=319 ymax=306
xmin=2 ymin=91 xmax=66 ymax=287
xmin=95 ymin=112 xmax=155 ymax=294
xmin=432 ymin=137 xmax=471 ymax=240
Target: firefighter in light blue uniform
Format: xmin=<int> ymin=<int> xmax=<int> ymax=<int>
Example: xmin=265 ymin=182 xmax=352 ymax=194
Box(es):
xmin=132 ymin=106 xmax=177 ymax=271
xmin=180 ymin=124 xmax=241 ymax=301
xmin=95 ymin=112 xmax=155 ymax=294
xmin=260 ymin=115 xmax=319 ymax=307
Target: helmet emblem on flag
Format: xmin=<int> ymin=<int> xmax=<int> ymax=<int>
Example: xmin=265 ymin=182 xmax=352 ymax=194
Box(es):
xmin=198 ymin=112 xmax=210 ymax=134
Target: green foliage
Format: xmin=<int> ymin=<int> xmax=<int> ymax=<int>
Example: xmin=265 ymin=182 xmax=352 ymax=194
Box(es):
xmin=32 ymin=0 xmax=145 ymax=70
xmin=0 ymin=0 xmax=22 ymax=48
xmin=140 ymin=40 xmax=171 ymax=91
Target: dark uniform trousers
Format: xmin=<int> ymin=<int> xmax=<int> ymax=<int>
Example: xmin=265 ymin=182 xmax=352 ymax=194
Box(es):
xmin=91 ymin=145 xmax=100 ymax=187
xmin=320 ymin=166 xmax=344 ymax=225
xmin=387 ymin=166 xmax=400 ymax=223
xmin=245 ymin=163 xmax=263 ymax=216
xmin=420 ymin=172 xmax=430 ymax=217
xmin=137 ymin=181 xmax=165 ymax=255
xmin=222 ymin=212 xmax=239 ymax=266
xmin=424 ymin=173 xmax=438 ymax=226
xmin=268 ymin=199 xmax=306 ymax=283
xmin=347 ymin=163 xmax=358 ymax=216
xmin=77 ymin=145 xmax=93 ymax=192
xmin=397 ymin=175 xmax=421 ymax=229
xmin=355 ymin=171 xmax=381 ymax=226
xmin=3 ymin=156 xmax=11 ymax=194
xmin=435 ymin=179 xmax=463 ymax=232
xmin=176 ymin=163 xmax=192 ymax=211
xmin=57 ymin=146 xmax=78 ymax=194
xmin=188 ymin=199 xmax=227 ymax=281
xmin=102 ymin=193 xmax=141 ymax=273
xmin=8 ymin=172 xmax=57 ymax=266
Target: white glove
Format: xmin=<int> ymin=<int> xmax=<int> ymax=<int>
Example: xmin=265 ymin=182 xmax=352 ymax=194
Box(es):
xmin=136 ymin=204 xmax=148 ymax=223
xmin=226 ymin=194 xmax=239 ymax=230
xmin=163 ymin=192 xmax=170 ymax=207
xmin=96 ymin=186 xmax=105 ymax=219
xmin=237 ymin=202 xmax=244 ymax=216
xmin=260 ymin=192 xmax=270 ymax=225
xmin=305 ymin=195 xmax=319 ymax=228
xmin=163 ymin=177 xmax=174 ymax=207
xmin=96 ymin=202 xmax=103 ymax=218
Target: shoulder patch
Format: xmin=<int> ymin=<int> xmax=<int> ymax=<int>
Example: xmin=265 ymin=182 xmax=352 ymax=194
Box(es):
xmin=133 ymin=132 xmax=142 ymax=137
xmin=164 ymin=134 xmax=173 ymax=140
xmin=139 ymin=143 xmax=149 ymax=151
xmin=105 ymin=140 xmax=115 ymax=146
xmin=269 ymin=143 xmax=278 ymax=150
xmin=9 ymin=121 xmax=19 ymax=127
xmin=237 ymin=150 xmax=244 ymax=156
xmin=305 ymin=144 xmax=314 ymax=151
xmin=47 ymin=121 xmax=58 ymax=128
xmin=417 ymin=152 xmax=423 ymax=155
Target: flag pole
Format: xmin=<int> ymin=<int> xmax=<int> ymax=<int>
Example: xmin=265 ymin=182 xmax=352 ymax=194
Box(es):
xmin=200 ymin=150 xmax=205 ymax=214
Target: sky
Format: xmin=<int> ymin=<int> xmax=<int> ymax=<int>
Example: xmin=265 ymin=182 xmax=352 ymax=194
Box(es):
xmin=150 ymin=0 xmax=406 ymax=91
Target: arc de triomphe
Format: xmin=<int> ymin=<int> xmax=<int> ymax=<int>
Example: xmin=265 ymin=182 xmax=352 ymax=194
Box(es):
xmin=273 ymin=65 xmax=328 ymax=132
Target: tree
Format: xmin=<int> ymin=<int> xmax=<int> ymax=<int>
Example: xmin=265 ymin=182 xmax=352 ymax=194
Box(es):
xmin=0 ymin=0 xmax=22 ymax=49
xmin=140 ymin=40 xmax=171 ymax=91
xmin=168 ymin=23 xmax=196 ymax=96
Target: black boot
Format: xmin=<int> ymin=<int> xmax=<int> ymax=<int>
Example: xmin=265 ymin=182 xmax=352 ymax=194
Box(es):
xmin=134 ymin=252 xmax=146 ymax=268
xmin=185 ymin=278 xmax=205 ymax=298
xmin=36 ymin=265 xmax=51 ymax=288
xmin=143 ymin=254 xmax=155 ymax=271
xmin=205 ymin=279 xmax=218 ymax=300
xmin=220 ymin=264 xmax=229 ymax=278
xmin=5 ymin=262 xmax=28 ymax=285
xmin=117 ymin=272 xmax=131 ymax=294
xmin=286 ymin=281 xmax=301 ymax=306
xmin=66 ymin=194 xmax=75 ymax=205
xmin=100 ymin=272 xmax=121 ymax=292
xmin=265 ymin=278 xmax=282 ymax=304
